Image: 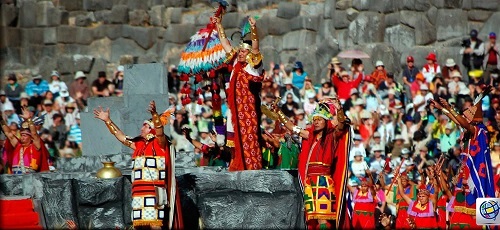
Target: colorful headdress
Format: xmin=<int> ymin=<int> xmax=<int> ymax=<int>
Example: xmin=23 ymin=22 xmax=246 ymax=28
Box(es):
xmin=418 ymin=184 xmax=430 ymax=196
xmin=360 ymin=177 xmax=369 ymax=186
xmin=310 ymin=103 xmax=334 ymax=121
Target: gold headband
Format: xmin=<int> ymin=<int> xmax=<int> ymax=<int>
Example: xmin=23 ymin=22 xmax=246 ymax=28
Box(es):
xmin=239 ymin=42 xmax=252 ymax=50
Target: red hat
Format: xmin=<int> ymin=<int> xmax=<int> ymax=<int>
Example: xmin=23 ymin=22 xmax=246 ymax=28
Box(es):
xmin=406 ymin=56 xmax=414 ymax=62
xmin=426 ymin=53 xmax=437 ymax=62
xmin=418 ymin=184 xmax=430 ymax=196
xmin=493 ymin=98 xmax=500 ymax=104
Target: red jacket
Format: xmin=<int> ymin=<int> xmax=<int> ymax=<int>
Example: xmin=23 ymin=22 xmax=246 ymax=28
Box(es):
xmin=332 ymin=73 xmax=363 ymax=101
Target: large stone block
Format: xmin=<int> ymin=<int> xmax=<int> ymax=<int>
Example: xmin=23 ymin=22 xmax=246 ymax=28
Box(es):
xmin=43 ymin=27 xmax=57 ymax=45
xmin=169 ymin=7 xmax=183 ymax=24
xmin=35 ymin=1 xmax=55 ymax=27
xmin=164 ymin=23 xmax=196 ymax=44
xmin=110 ymin=5 xmax=129 ymax=24
xmin=267 ymin=17 xmax=291 ymax=36
xmin=436 ymin=9 xmax=468 ymax=41
xmin=468 ymin=10 xmax=493 ymax=22
xmin=57 ymin=55 xmax=75 ymax=74
xmin=255 ymin=14 xmax=269 ymax=38
xmin=221 ymin=12 xmax=242 ymax=29
xmin=333 ymin=10 xmax=350 ymax=29
xmin=384 ymin=25 xmax=415 ymax=52
xmin=19 ymin=1 xmax=37 ymax=28
xmin=336 ymin=0 xmax=351 ymax=10
xmin=164 ymin=0 xmax=191 ymax=7
xmin=57 ymin=26 xmax=78 ymax=43
xmin=318 ymin=19 xmax=336 ymax=41
xmin=282 ymin=30 xmax=316 ymax=50
xmin=83 ymin=0 xmax=113 ymax=11
xmin=277 ymin=2 xmax=301 ymax=19
xmin=105 ymin=24 xmax=123 ymax=40
xmin=59 ymin=0 xmax=83 ymax=11
xmin=94 ymin=10 xmax=112 ymax=24
xmin=41 ymin=178 xmax=79 ymax=229
xmin=73 ymin=54 xmax=94 ymax=72
xmin=0 ymin=4 xmax=17 ymax=26
xmin=21 ymin=28 xmax=44 ymax=45
xmin=261 ymin=35 xmax=284 ymax=53
xmin=110 ymin=38 xmax=146 ymax=62
xmin=37 ymin=55 xmax=58 ymax=78
xmin=478 ymin=12 xmax=500 ymax=40
xmin=75 ymin=14 xmax=93 ymax=27
xmin=128 ymin=9 xmax=150 ymax=26
xmin=348 ymin=12 xmax=384 ymax=45
xmin=324 ymin=0 xmax=335 ymax=19
xmin=427 ymin=6 xmax=438 ymax=25
xmin=354 ymin=0 xmax=396 ymax=13
xmin=462 ymin=0 xmax=472 ymax=9
xmin=471 ymin=0 xmax=498 ymax=10
xmin=443 ymin=0 xmax=462 ymax=8
xmin=149 ymin=5 xmax=165 ymax=26
xmin=75 ymin=27 xmax=94 ymax=45
xmin=385 ymin=12 xmax=400 ymax=27
xmin=195 ymin=9 xmax=213 ymax=27
xmin=290 ymin=16 xmax=320 ymax=32
xmin=128 ymin=27 xmax=156 ymax=49
xmin=122 ymin=63 xmax=168 ymax=96
xmin=431 ymin=0 xmax=444 ymax=8
xmin=127 ymin=0 xmax=149 ymax=10
xmin=345 ymin=8 xmax=359 ymax=21
xmin=300 ymin=1 xmax=324 ymax=16
xmin=415 ymin=16 xmax=436 ymax=45
xmin=81 ymin=98 xmax=125 ymax=156
xmin=415 ymin=0 xmax=431 ymax=11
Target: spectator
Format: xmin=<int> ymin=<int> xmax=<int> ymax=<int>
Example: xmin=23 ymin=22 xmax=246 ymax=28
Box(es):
xmin=48 ymin=113 xmax=66 ymax=149
xmin=167 ymin=65 xmax=180 ymax=93
xmin=303 ymin=92 xmax=318 ymax=116
xmin=268 ymin=62 xmax=286 ymax=87
xmin=299 ymin=78 xmax=316 ymax=102
xmin=54 ymin=87 xmax=76 ymax=114
xmin=332 ymin=71 xmax=363 ymax=103
xmin=369 ymin=145 xmax=386 ymax=175
xmin=460 ymin=29 xmax=485 ymax=80
xmin=295 ymin=109 xmax=306 ymax=129
xmin=279 ymin=78 xmax=300 ymax=104
xmin=4 ymin=73 xmax=23 ymax=111
xmin=327 ymin=57 xmax=345 ymax=84
xmin=350 ymin=149 xmax=369 ymax=178
xmin=69 ymin=71 xmax=89 ymax=110
xmin=439 ymin=123 xmax=458 ymax=153
xmin=371 ymin=60 xmax=388 ymax=88
xmin=40 ymin=99 xmax=58 ymax=130
xmin=484 ymin=32 xmax=499 ymax=84
xmin=0 ymin=90 xmax=14 ymax=113
xmin=25 ymin=74 xmax=50 ymax=107
xmin=421 ymin=52 xmax=441 ymax=83
xmin=317 ymin=80 xmax=336 ymax=101
xmin=113 ymin=66 xmax=125 ymax=97
xmin=3 ymin=103 xmax=20 ymax=126
xmin=402 ymin=56 xmax=419 ymax=103
xmin=291 ymin=61 xmax=308 ymax=89
xmin=442 ymin=58 xmax=461 ymax=83
xmin=63 ymin=102 xmax=78 ymax=129
xmin=91 ymin=71 xmax=114 ymax=97
xmin=67 ymin=113 xmax=82 ymax=152
xmin=280 ymin=93 xmax=299 ymax=118
xmin=48 ymin=70 xmax=67 ymax=98
xmin=343 ymin=88 xmax=359 ymax=112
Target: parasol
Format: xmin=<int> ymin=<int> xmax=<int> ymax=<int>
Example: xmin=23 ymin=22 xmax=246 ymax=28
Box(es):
xmin=337 ymin=50 xmax=370 ymax=59
xmin=177 ymin=0 xmax=229 ymax=76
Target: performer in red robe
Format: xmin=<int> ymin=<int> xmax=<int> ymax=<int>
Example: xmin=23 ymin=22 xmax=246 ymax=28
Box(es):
xmin=213 ymin=15 xmax=264 ymax=171
xmin=392 ymin=173 xmax=417 ymax=229
xmin=94 ymin=101 xmax=183 ymax=229
xmin=398 ymin=179 xmax=438 ymax=229
xmin=348 ymin=178 xmax=378 ymax=229
xmin=272 ymin=97 xmax=351 ymax=229
xmin=0 ymin=107 xmax=49 ymax=174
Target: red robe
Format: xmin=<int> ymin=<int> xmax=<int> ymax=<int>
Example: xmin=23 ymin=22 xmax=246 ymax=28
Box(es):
xmin=352 ymin=189 xmax=377 ymax=229
xmin=4 ymin=138 xmax=49 ymax=174
xmin=226 ymin=61 xmax=263 ymax=171
xmin=407 ymin=200 xmax=438 ymax=229
xmin=298 ymin=122 xmax=351 ymax=229
xmin=394 ymin=184 xmax=417 ymax=229
xmin=448 ymin=192 xmax=478 ymax=229
xmin=436 ymin=193 xmax=447 ymax=230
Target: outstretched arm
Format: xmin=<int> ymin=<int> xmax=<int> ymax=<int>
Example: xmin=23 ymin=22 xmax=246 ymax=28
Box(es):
xmin=212 ymin=17 xmax=233 ymax=53
xmin=93 ymin=106 xmax=135 ymax=149
xmin=271 ymin=97 xmax=310 ymax=139
xmin=0 ymin=114 xmax=18 ymax=147
xmin=19 ymin=107 xmax=41 ymax=149
xmin=148 ymin=101 xmax=167 ymax=149
xmin=248 ymin=17 xmax=259 ymax=54
xmin=397 ymin=178 xmax=413 ymax=204
xmin=431 ymin=98 xmax=474 ymax=133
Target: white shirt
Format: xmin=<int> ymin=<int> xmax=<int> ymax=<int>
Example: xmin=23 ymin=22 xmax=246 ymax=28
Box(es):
xmin=49 ymin=80 xmax=68 ymax=94
xmin=377 ymin=122 xmax=395 ymax=143
xmin=349 ymin=145 xmax=366 ymax=162
xmin=351 ymin=161 xmax=369 ymax=177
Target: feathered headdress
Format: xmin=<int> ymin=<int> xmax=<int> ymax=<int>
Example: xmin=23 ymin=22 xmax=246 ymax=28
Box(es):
xmin=309 ymin=103 xmax=334 ymax=121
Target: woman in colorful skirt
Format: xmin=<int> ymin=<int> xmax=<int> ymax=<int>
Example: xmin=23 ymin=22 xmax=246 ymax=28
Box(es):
xmin=398 ymin=178 xmax=438 ymax=229
xmin=272 ymin=97 xmax=351 ymax=229
xmin=94 ymin=101 xmax=183 ymax=229
xmin=348 ymin=177 xmax=378 ymax=228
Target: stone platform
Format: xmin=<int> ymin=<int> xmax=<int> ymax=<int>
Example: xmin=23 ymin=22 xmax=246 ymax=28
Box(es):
xmin=0 ymin=168 xmax=305 ymax=229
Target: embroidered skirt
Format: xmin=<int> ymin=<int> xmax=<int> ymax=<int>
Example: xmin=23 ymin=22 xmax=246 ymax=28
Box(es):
xmin=303 ymin=175 xmax=336 ymax=221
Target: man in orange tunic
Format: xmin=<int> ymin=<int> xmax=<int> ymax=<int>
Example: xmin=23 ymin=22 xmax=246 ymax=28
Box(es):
xmin=213 ymin=16 xmax=264 ymax=171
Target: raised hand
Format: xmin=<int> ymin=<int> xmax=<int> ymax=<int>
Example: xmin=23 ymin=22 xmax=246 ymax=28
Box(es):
xmin=439 ymin=97 xmax=452 ymax=110
xmin=270 ymin=96 xmax=281 ymax=113
xmin=20 ymin=106 xmax=32 ymax=120
xmin=93 ymin=106 xmax=110 ymax=122
xmin=429 ymin=99 xmax=443 ymax=110
xmin=248 ymin=16 xmax=256 ymax=27
xmin=148 ymin=100 xmax=157 ymax=115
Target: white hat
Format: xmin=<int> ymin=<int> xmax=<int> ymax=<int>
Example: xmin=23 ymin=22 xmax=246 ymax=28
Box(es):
xmin=360 ymin=110 xmax=372 ymax=119
xmin=445 ymin=58 xmax=456 ymax=67
xmin=445 ymin=123 xmax=454 ymax=130
xmin=350 ymin=88 xmax=359 ymax=95
xmin=20 ymin=92 xmax=29 ymax=99
xmin=373 ymin=132 xmax=381 ymax=138
xmin=393 ymin=134 xmax=404 ymax=141
xmin=372 ymin=145 xmax=383 ymax=152
xmin=354 ymin=98 xmax=364 ymax=106
xmin=60 ymin=89 xmax=69 ymax=97
xmin=354 ymin=134 xmax=363 ymax=141
xmin=74 ymin=71 xmax=86 ymax=79
xmin=375 ymin=60 xmax=384 ymax=67
xmin=388 ymin=88 xmax=396 ymax=95
xmin=33 ymin=74 xmax=43 ymax=80
xmin=50 ymin=70 xmax=61 ymax=78
xmin=420 ymin=84 xmax=429 ymax=91
xmin=0 ymin=90 xmax=5 ymax=96
xmin=117 ymin=65 xmax=125 ymax=72
xmin=354 ymin=150 xmax=363 ymax=156
xmin=2 ymin=102 xmax=14 ymax=111
xmin=295 ymin=109 xmax=305 ymax=115
xmin=451 ymin=71 xmax=462 ymax=78
xmin=283 ymin=77 xmax=292 ymax=85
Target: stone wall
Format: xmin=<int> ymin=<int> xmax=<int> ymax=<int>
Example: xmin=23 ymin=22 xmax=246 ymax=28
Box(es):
xmin=1 ymin=0 xmax=500 ymax=84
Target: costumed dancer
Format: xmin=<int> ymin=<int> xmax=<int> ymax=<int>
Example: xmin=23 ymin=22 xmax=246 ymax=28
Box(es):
xmin=428 ymin=164 xmax=448 ymax=230
xmin=398 ymin=177 xmax=438 ymax=229
xmin=213 ymin=15 xmax=264 ymax=171
xmin=271 ymin=97 xmax=351 ymax=229
xmin=0 ymin=107 xmax=49 ymax=174
xmin=447 ymin=161 xmax=479 ymax=229
xmin=392 ymin=172 xmax=417 ymax=229
xmin=94 ymin=101 xmax=183 ymax=229
xmin=348 ymin=177 xmax=378 ymax=229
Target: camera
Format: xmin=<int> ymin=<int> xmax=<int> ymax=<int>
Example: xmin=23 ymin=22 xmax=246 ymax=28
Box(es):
xmin=461 ymin=39 xmax=471 ymax=48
